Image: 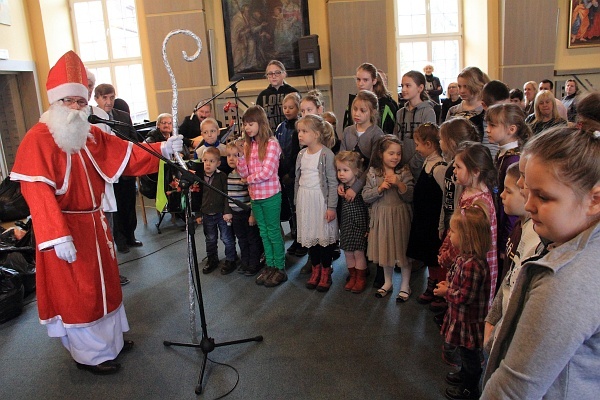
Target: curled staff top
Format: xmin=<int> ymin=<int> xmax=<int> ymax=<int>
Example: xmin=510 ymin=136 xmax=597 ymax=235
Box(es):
xmin=162 ymin=29 xmax=202 ymax=170
xmin=161 ymin=29 xmax=203 ymax=135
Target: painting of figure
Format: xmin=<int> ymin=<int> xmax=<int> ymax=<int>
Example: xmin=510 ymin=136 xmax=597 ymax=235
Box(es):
xmin=222 ymin=0 xmax=310 ymax=80
xmin=569 ymin=0 xmax=600 ymax=48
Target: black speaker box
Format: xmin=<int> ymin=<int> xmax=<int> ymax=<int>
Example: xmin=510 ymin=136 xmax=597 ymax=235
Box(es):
xmin=298 ymin=35 xmax=321 ymax=71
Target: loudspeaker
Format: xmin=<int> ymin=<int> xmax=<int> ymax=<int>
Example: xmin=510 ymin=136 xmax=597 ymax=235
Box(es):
xmin=298 ymin=35 xmax=321 ymax=71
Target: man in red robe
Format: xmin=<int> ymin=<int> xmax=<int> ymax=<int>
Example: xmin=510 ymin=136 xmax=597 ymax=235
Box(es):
xmin=9 ymin=51 xmax=183 ymax=374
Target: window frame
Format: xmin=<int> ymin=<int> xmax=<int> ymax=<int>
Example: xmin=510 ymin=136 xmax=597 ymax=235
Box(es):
xmin=69 ymin=0 xmax=148 ymax=122
xmin=394 ymin=0 xmax=464 ymax=95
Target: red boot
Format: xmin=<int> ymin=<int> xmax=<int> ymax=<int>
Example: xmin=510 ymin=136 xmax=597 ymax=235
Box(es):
xmin=351 ymin=269 xmax=367 ymax=293
xmin=316 ymin=266 xmax=332 ymax=292
xmin=344 ymin=268 xmax=357 ymax=291
xmin=306 ymin=264 xmax=321 ymax=289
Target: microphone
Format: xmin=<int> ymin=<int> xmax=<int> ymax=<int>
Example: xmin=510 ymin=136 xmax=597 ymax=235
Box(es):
xmin=88 ymin=114 xmax=131 ymax=128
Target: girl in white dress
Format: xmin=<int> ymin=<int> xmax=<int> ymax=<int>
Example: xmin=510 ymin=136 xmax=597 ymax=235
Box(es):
xmin=295 ymin=115 xmax=339 ymax=292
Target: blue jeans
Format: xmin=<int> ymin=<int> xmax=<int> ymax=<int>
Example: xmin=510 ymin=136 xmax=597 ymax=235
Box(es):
xmin=202 ymin=213 xmax=236 ymax=261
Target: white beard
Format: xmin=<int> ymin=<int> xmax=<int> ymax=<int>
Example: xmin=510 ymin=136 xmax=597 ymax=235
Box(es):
xmin=40 ymin=103 xmax=93 ymax=154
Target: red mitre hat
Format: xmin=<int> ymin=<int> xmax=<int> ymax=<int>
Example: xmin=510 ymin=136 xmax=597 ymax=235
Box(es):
xmin=46 ymin=50 xmax=89 ymax=104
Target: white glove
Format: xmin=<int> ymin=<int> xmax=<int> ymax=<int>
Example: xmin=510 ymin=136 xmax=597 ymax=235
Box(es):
xmin=162 ymin=134 xmax=184 ymax=158
xmin=55 ymin=241 xmax=77 ymax=263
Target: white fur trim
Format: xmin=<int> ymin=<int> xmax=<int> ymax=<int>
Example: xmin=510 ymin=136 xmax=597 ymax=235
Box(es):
xmin=47 ymin=82 xmax=88 ymax=104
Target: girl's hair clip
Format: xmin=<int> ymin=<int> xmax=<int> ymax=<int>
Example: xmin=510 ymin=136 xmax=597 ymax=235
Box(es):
xmin=593 ymin=131 xmax=600 ymax=140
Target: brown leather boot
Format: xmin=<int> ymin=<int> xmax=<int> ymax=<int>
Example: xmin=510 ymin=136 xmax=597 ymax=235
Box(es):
xmin=316 ymin=266 xmax=333 ymax=292
xmin=351 ymin=269 xmax=367 ymax=293
xmin=306 ymin=264 xmax=321 ymax=289
xmin=344 ymin=268 xmax=357 ymax=291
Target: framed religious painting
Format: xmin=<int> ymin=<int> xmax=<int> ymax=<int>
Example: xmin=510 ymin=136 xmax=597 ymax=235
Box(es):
xmin=568 ymin=0 xmax=600 ymax=48
xmin=222 ymin=0 xmax=311 ymax=80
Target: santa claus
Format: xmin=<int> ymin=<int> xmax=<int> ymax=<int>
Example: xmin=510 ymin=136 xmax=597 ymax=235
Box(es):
xmin=10 ymin=51 xmax=183 ymax=374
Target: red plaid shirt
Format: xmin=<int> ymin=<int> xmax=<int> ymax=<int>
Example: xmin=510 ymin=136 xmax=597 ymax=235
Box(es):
xmin=441 ymin=254 xmax=490 ymax=350
xmin=236 ymin=138 xmax=281 ymax=200
xmin=438 ymin=189 xmax=498 ymax=307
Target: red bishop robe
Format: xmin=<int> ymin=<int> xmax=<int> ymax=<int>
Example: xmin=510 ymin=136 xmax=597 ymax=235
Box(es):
xmin=10 ymin=123 xmax=162 ymax=326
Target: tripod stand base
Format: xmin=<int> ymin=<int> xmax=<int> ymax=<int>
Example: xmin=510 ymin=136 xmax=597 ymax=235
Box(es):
xmin=164 ymin=335 xmax=264 ymax=394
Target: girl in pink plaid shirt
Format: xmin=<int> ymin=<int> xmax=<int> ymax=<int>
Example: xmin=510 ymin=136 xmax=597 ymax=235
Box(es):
xmin=434 ymin=201 xmax=491 ymax=400
xmin=236 ymin=106 xmax=287 ymax=288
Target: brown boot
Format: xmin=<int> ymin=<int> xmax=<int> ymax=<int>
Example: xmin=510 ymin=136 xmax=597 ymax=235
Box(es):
xmin=306 ymin=264 xmax=321 ymax=289
xmin=344 ymin=268 xmax=357 ymax=291
xmin=316 ymin=266 xmax=333 ymax=292
xmin=351 ymin=269 xmax=367 ymax=293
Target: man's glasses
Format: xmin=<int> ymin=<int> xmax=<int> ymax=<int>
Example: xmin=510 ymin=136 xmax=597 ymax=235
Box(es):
xmin=265 ymin=71 xmax=283 ymax=78
xmin=60 ymin=97 xmax=88 ymax=107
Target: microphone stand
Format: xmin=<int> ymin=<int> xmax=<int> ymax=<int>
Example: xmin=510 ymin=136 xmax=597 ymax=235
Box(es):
xmin=194 ymin=78 xmax=248 ymax=139
xmin=108 ymin=124 xmax=263 ymax=395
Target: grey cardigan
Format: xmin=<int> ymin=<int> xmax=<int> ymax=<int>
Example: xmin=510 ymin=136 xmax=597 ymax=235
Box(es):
xmin=294 ymin=146 xmax=338 ymax=210
xmin=482 ymin=221 xmax=600 ymax=399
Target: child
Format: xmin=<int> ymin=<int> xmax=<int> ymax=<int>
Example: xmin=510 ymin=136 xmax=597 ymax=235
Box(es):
xmin=197 ymin=147 xmax=237 ymax=275
xmin=295 ymin=115 xmax=339 ymax=292
xmin=484 ymin=162 xmax=541 ymax=354
xmin=275 ymin=92 xmax=304 ymax=257
xmin=235 ymin=105 xmax=287 ymax=287
xmin=446 ymin=66 xmax=490 ymax=140
xmin=363 ymin=135 xmax=414 ymax=298
xmin=394 ymin=70 xmax=437 ymax=180
xmin=439 ymin=142 xmax=498 ymax=302
xmin=482 ymin=127 xmax=600 ymax=398
xmin=322 ymin=111 xmax=340 ymax=153
xmin=340 ymin=89 xmax=384 ymax=189
xmin=429 ymin=118 xmax=480 ymax=311
xmin=434 ymin=201 xmax=492 ymax=400
xmin=335 ymin=151 xmax=369 ymax=293
xmin=343 ymin=62 xmax=399 ymax=135
xmin=255 ymin=60 xmax=299 ymax=130
xmin=485 ymin=103 xmax=531 ymax=285
xmin=195 ymin=118 xmax=232 ymax=175
xmin=406 ymin=123 xmax=447 ymax=303
xmin=438 ymin=142 xmax=497 ymax=368
xmin=300 ymin=89 xmax=324 ymax=117
xmin=225 ymin=142 xmax=264 ymax=276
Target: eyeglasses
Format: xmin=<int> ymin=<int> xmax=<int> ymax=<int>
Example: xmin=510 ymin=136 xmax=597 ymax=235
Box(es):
xmin=60 ymin=97 xmax=88 ymax=107
xmin=265 ymin=71 xmax=283 ymax=78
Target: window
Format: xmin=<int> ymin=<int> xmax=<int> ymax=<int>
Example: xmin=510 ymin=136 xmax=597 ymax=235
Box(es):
xmin=395 ymin=0 xmax=462 ymax=99
xmin=70 ymin=0 xmax=148 ymax=123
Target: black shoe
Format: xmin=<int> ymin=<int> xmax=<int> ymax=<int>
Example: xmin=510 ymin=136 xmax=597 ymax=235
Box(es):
xmin=117 ymin=245 xmax=130 ymax=254
xmin=332 ymin=243 xmax=341 ymax=260
xmin=237 ymin=262 xmax=249 ymax=274
xmin=76 ymin=360 xmax=121 ymax=375
xmin=295 ymin=246 xmax=308 ymax=257
xmin=244 ymin=265 xmax=261 ymax=276
xmin=445 ymin=385 xmax=479 ymax=400
xmin=127 ymin=240 xmax=143 ymax=247
xmin=445 ymin=371 xmax=463 ymax=386
xmin=202 ymin=256 xmax=219 ymax=274
xmin=121 ymin=340 xmax=134 ymax=353
xmin=120 ymin=275 xmax=130 ymax=286
xmin=287 ymin=241 xmax=300 ymax=255
xmin=220 ymin=260 xmax=237 ymax=275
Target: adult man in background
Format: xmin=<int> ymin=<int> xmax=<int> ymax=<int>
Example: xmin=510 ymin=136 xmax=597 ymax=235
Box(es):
xmin=10 ymin=50 xmax=182 ymax=374
xmin=94 ymin=84 xmax=141 ymax=254
xmin=86 ymin=71 xmax=130 ymax=285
